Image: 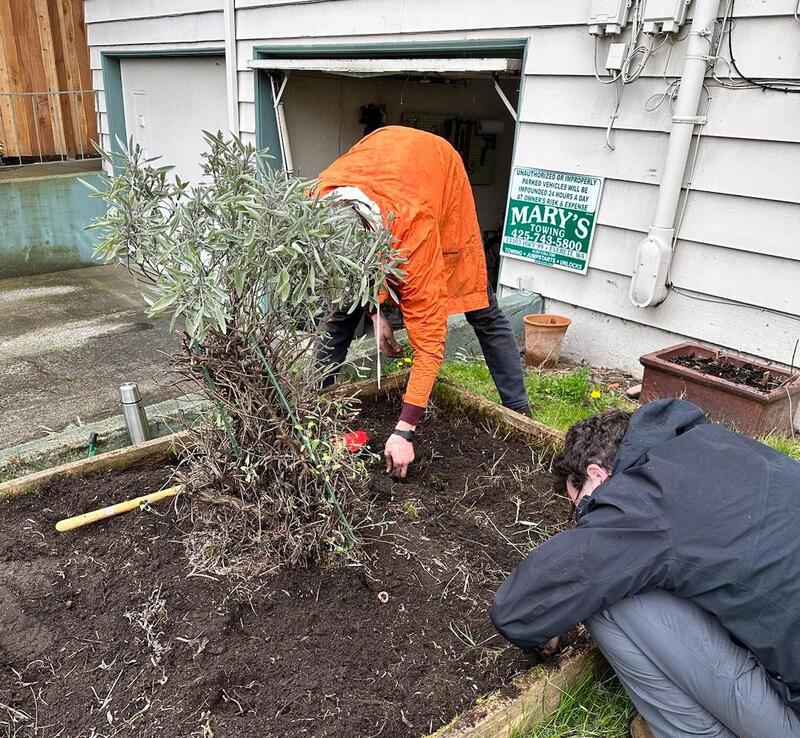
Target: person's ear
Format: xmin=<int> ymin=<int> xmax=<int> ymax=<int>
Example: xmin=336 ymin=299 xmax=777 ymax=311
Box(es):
xmin=565 ymin=479 xmax=580 ymax=504
xmin=586 ymin=463 xmax=610 ymax=485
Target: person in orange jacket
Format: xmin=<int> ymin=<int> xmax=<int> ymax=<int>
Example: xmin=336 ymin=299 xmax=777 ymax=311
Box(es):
xmin=316 ymin=126 xmax=529 ymax=478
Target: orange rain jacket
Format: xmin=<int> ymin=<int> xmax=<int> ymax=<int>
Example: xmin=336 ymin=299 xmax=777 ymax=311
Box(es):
xmin=317 ymin=126 xmax=489 ymax=413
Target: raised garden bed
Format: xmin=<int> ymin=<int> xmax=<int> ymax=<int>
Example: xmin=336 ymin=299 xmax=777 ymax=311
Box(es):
xmin=0 ymin=378 xmax=597 ymax=738
xmin=640 ymin=341 xmax=800 ymax=436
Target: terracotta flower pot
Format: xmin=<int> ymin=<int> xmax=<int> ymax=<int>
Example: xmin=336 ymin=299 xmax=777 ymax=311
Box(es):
xmin=523 ymin=314 xmax=571 ymax=368
xmin=640 ymin=341 xmax=800 ymax=436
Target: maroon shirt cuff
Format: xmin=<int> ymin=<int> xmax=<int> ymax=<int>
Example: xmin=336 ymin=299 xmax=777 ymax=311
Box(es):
xmin=399 ymin=402 xmax=424 ymax=426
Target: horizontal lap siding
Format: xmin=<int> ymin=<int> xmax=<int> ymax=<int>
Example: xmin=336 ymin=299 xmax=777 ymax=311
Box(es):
xmin=520 ymin=76 xmax=800 ymax=144
xmin=83 ymin=3 xmax=225 ymax=168
xmin=84 ymin=0 xmax=223 ymax=24
xmin=498 ymin=260 xmax=800 ymax=367
xmin=513 ymin=124 xmax=800 ymax=203
xmin=596 ymin=182 xmax=798 ymax=262
xmin=510 ymin=12 xmax=800 ymax=365
xmin=85 ymin=12 xmax=225 ymax=47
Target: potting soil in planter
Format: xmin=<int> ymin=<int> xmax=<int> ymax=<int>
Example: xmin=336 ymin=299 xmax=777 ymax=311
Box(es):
xmin=669 ymin=353 xmax=784 ymax=393
xmin=0 ymin=396 xmax=578 ymax=738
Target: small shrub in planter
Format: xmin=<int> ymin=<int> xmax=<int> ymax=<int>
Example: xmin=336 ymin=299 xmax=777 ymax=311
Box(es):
xmin=88 ymin=133 xmax=403 ymax=575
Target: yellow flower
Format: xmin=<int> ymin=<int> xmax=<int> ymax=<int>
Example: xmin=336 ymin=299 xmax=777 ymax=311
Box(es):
xmin=404 ymin=357 xmax=412 ymax=364
xmin=590 ymin=389 xmax=602 ymax=399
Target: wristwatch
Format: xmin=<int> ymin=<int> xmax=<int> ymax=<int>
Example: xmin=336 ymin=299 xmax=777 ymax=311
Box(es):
xmin=391 ymin=428 xmax=416 ymax=442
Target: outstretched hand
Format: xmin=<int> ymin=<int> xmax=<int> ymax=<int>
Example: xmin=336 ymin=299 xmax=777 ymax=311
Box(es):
xmin=384 ymin=433 xmax=415 ymax=478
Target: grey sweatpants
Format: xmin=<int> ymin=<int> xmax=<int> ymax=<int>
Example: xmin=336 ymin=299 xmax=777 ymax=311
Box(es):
xmin=587 ymin=590 xmax=800 ymax=738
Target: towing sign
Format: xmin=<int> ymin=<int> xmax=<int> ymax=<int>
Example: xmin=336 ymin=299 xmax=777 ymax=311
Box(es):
xmin=501 ymin=167 xmax=604 ymax=274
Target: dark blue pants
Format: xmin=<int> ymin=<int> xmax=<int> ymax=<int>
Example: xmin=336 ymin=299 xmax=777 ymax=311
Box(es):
xmin=316 ymin=287 xmax=529 ymax=414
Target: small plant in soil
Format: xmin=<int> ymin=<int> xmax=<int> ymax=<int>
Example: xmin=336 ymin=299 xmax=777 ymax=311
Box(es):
xmin=87 ymin=133 xmax=403 ymax=575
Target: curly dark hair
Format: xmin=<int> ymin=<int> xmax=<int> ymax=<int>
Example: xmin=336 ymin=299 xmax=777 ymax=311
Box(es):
xmin=552 ymin=409 xmax=632 ymax=495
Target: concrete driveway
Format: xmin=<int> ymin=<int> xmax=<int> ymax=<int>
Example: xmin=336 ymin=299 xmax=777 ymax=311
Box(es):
xmin=0 ymin=265 xmax=182 ymax=448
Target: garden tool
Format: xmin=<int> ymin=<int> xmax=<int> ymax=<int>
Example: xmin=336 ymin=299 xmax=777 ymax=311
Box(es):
xmin=55 ymin=484 xmax=181 ymax=533
xmin=340 ymin=430 xmax=369 ymax=452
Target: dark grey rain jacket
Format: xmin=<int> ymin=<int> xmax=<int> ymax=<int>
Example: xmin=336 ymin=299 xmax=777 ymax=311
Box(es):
xmin=491 ymin=399 xmax=800 ymax=713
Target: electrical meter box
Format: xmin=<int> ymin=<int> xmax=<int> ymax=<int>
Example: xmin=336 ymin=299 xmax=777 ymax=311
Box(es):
xmin=587 ymin=0 xmax=630 ymax=35
xmin=642 ymin=0 xmax=690 ymax=33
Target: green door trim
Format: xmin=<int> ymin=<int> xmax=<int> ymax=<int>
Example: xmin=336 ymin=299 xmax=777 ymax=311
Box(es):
xmin=100 ymin=47 xmax=225 ymax=171
xmin=251 ymin=38 xmax=528 ymax=172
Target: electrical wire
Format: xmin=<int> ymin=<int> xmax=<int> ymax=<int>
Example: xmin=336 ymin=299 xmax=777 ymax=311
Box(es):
xmin=725 ymin=0 xmax=800 ymax=93
xmin=668 ymin=286 xmax=800 ymax=324
xmin=605 ymin=78 xmax=622 ymax=150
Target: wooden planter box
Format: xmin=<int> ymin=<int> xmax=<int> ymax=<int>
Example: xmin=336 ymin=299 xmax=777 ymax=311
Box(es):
xmin=640 ymin=341 xmax=800 ymax=436
xmin=0 ymin=374 xmax=599 ymax=738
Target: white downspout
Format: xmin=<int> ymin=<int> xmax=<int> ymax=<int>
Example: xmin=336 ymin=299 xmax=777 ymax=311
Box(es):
xmin=628 ymin=0 xmax=719 ymax=308
xmin=223 ymin=0 xmax=240 ymax=136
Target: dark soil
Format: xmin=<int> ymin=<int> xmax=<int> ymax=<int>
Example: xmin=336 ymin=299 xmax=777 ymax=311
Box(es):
xmin=669 ymin=352 xmax=788 ymax=393
xmin=0 ymin=396 xmax=576 ymax=738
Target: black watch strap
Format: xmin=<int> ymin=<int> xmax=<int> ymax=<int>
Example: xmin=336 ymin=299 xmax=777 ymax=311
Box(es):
xmin=392 ymin=428 xmax=416 ymax=442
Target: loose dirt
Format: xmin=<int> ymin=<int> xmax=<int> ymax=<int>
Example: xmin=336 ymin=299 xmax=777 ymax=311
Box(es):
xmin=0 ymin=395 xmax=576 ymax=738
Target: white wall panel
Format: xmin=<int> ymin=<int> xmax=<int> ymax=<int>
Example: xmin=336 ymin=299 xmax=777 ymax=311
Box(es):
xmin=239 ymin=101 xmax=256 ymax=134
xmin=499 ymin=260 xmax=800 ymax=366
xmin=238 ymin=70 xmax=255 ymax=102
xmin=235 ymin=1 xmax=586 ymax=40
xmin=594 ymin=181 xmax=800 ymax=261
xmin=86 ymin=12 xmax=224 ymax=47
xmin=514 ymin=123 xmax=800 ymax=203
xmin=520 ymin=76 xmax=800 ymax=144
xmin=525 ymin=17 xmax=800 ymax=79
xmin=85 ymin=0 xmax=222 ymax=23
xmin=582 ymin=225 xmax=800 ymax=314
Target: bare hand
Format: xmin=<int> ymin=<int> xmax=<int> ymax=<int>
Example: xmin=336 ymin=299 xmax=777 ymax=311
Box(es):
xmin=542 ymin=636 xmax=561 ymax=656
xmin=384 ymin=433 xmax=415 ymax=478
xmin=372 ymin=312 xmax=403 ymax=358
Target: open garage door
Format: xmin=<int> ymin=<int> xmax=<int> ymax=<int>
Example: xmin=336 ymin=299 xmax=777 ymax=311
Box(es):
xmin=247 ymin=54 xmax=523 ymax=287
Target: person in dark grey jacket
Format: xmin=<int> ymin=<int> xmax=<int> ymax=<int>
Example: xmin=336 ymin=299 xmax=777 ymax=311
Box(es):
xmin=491 ymin=399 xmax=800 ymax=738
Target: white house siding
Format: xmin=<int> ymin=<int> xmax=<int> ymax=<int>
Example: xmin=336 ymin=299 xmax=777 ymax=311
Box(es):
xmin=84 ymin=0 xmax=800 ymax=377
xmin=83 ymin=0 xmax=226 ymax=158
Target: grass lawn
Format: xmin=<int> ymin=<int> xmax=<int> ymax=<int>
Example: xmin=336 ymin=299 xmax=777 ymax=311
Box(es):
xmin=439 ymin=359 xmax=635 ymax=432
xmin=440 ymin=358 xmax=800 ymax=460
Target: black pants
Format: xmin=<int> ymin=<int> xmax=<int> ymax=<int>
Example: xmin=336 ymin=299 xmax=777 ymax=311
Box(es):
xmin=316 ymin=287 xmax=529 ymax=413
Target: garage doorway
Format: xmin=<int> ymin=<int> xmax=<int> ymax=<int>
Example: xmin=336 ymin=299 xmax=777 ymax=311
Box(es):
xmin=250 ymin=44 xmax=525 ymax=289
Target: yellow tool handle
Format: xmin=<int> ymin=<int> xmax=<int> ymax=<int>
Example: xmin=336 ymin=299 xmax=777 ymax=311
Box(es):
xmin=55 ymin=484 xmax=182 ymax=533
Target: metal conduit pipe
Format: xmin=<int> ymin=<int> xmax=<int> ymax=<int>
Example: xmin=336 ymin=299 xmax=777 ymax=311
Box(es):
xmin=628 ymin=0 xmax=720 ymax=308
xmin=223 ymin=0 xmax=240 ymax=136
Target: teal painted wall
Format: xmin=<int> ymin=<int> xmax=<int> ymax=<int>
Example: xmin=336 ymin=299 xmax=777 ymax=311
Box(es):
xmin=0 ymin=171 xmax=107 ymax=278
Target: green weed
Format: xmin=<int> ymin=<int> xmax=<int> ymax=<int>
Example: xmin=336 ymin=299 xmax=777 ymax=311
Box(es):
xmin=762 ymin=434 xmax=800 ymax=461
xmin=515 ymin=668 xmax=635 ymax=738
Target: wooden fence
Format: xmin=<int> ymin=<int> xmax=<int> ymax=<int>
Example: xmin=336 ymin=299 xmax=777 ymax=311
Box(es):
xmin=0 ymin=0 xmax=98 ymax=162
